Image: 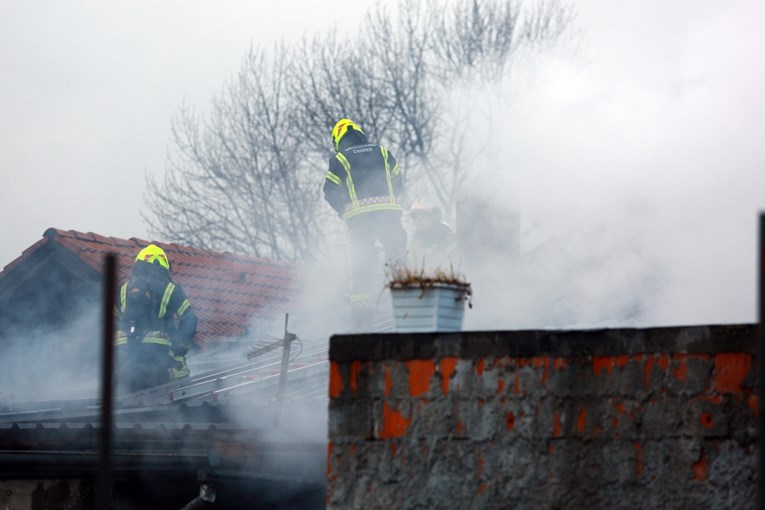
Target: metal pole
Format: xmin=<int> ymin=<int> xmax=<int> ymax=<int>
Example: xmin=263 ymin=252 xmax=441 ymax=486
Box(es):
xmin=758 ymin=213 xmax=765 ymax=510
xmin=97 ymin=254 xmax=116 ymax=510
xmin=275 ymin=313 xmax=296 ymax=424
xmin=277 ymin=313 xmax=293 ymax=403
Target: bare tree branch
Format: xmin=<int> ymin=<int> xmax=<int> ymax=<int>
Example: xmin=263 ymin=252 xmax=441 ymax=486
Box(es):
xmin=145 ymin=0 xmax=576 ymax=260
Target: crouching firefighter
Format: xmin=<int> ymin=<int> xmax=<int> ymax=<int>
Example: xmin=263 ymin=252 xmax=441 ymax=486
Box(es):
xmin=323 ymin=119 xmax=407 ymax=331
xmin=113 ymin=244 xmax=197 ymax=392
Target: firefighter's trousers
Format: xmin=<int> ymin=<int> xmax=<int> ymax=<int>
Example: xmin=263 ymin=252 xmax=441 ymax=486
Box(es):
xmin=346 ymin=210 xmax=407 ymax=305
xmin=115 ymin=342 xmax=189 ymax=394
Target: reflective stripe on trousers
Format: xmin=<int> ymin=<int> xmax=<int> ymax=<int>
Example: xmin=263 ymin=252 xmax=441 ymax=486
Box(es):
xmin=169 ymin=351 xmax=190 ymax=379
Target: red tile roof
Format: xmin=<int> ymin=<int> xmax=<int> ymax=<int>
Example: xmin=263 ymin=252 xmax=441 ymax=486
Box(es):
xmin=2 ymin=228 xmax=297 ymax=347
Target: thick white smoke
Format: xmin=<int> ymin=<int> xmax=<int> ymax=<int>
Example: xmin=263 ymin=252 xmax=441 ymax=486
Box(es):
xmin=451 ymin=1 xmax=765 ymax=329
xmin=0 ymin=302 xmax=101 ymax=407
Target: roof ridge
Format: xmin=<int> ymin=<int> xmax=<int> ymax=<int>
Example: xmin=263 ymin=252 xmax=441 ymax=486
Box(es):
xmin=129 ymin=236 xmax=151 ymax=247
xmin=45 ymin=228 xmax=135 ymax=248
xmin=219 ymin=250 xmax=295 ymax=267
xmin=43 ymin=227 xmax=70 ymax=239
xmin=40 ymin=228 xmax=297 ymax=268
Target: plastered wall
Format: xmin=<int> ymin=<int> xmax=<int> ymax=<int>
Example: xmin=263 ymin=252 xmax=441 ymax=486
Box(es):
xmin=327 ymin=325 xmax=758 ymax=509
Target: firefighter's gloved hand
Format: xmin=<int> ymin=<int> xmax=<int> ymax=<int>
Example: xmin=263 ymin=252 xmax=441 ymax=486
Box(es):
xmin=171 ymin=342 xmax=189 ymax=357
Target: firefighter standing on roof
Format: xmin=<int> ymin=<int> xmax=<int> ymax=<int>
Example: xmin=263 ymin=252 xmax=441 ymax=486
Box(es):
xmin=408 ymin=198 xmax=458 ymax=271
xmin=323 ymin=119 xmax=407 ymax=329
xmin=114 ymin=244 xmax=197 ymax=392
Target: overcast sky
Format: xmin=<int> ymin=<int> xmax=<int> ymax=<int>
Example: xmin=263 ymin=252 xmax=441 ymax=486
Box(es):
xmin=2 ymin=1 xmax=764 ymax=326
xmin=0 ymin=0 xmax=379 ymax=265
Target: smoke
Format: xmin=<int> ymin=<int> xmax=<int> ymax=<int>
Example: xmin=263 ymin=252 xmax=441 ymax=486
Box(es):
xmin=4 ymin=0 xmax=761 ymax=427
xmin=0 ymin=300 xmax=102 ymax=407
xmin=445 ymin=1 xmax=765 ymax=329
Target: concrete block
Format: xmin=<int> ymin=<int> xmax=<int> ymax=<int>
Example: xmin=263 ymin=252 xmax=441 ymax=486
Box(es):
xmin=387 ymin=360 xmax=411 ymax=399
xmin=445 ymin=359 xmax=474 ymax=395
xmin=546 ymin=359 xmax=610 ymax=398
xmin=633 ymin=394 xmax=690 ymax=439
xmin=405 ymin=399 xmax=456 ymax=439
xmin=590 ymin=355 xmax=648 ymax=397
xmin=681 ymin=396 xmax=732 ymax=438
xmin=665 ymin=354 xmax=713 ymax=396
xmin=706 ymin=440 xmax=757 ymax=508
xmin=504 ymin=399 xmax=547 ymax=439
xmin=329 ymin=399 xmax=373 ymax=439
xmin=453 ymin=399 xmax=503 ymax=441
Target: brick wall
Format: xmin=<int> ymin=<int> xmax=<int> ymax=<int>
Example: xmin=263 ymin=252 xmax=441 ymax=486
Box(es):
xmin=327 ymin=325 xmax=758 ymax=509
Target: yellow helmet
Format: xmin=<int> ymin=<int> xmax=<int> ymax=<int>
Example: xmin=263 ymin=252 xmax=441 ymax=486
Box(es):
xmin=331 ymin=118 xmax=363 ymax=151
xmin=135 ymin=244 xmax=169 ymax=271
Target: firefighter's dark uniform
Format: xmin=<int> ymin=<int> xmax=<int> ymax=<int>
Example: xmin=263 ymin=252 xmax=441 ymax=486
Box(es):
xmin=114 ymin=256 xmax=197 ymax=392
xmin=411 ymin=221 xmax=458 ymax=270
xmin=323 ymin=124 xmax=407 ymax=321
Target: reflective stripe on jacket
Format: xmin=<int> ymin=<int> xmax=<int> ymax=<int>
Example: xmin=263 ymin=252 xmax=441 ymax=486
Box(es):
xmin=324 ymin=137 xmax=404 ymax=220
xmin=113 ymin=278 xmax=197 ymax=348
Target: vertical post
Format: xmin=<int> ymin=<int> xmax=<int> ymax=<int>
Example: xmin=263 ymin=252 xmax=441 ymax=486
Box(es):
xmin=277 ymin=313 xmax=293 ymax=403
xmin=97 ymin=254 xmax=116 ymax=510
xmin=759 ymin=213 xmax=765 ymax=510
xmin=275 ymin=313 xmax=296 ymax=424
